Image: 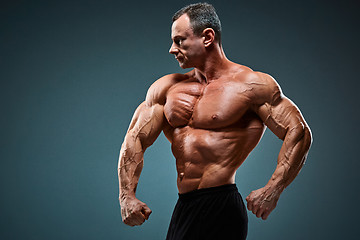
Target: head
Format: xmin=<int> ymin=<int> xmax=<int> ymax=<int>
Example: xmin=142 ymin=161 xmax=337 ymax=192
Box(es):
xmin=169 ymin=3 xmax=222 ymax=69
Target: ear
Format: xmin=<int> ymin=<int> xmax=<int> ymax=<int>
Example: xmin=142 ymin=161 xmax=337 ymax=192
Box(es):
xmin=202 ymin=28 xmax=215 ymax=47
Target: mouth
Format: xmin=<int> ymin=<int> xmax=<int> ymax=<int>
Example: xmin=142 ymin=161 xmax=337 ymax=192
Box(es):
xmin=175 ymin=56 xmax=183 ymax=61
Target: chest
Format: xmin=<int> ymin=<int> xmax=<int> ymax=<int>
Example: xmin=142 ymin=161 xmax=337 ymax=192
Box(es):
xmin=164 ymin=80 xmax=253 ymax=129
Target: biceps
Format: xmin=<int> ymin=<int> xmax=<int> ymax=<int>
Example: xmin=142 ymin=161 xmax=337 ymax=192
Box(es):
xmin=257 ymin=97 xmax=305 ymax=140
xmin=126 ymin=102 xmax=164 ymax=150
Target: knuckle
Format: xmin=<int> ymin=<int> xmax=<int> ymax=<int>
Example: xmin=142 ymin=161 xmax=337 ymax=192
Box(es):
xmin=129 ymin=211 xmax=137 ymax=217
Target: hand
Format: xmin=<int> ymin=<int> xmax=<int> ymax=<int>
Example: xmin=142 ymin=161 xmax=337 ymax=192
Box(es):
xmin=120 ymin=197 xmax=152 ymax=226
xmin=246 ymin=186 xmax=282 ymax=220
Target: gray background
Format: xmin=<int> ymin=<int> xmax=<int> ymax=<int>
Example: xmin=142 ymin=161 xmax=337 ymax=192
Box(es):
xmin=1 ymin=0 xmax=359 ymax=239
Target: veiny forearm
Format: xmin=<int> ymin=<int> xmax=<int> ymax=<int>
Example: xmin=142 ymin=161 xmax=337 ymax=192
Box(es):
xmin=117 ymin=102 xmax=164 ymax=203
xmin=118 ymin=132 xmax=145 ymax=202
xmin=267 ymin=122 xmax=312 ymax=192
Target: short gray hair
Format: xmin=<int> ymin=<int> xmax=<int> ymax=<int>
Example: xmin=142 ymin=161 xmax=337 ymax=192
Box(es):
xmin=172 ymin=2 xmax=222 ymax=44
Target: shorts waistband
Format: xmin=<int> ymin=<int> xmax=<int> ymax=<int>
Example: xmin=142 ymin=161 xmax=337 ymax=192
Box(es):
xmin=178 ymin=184 xmax=238 ymax=202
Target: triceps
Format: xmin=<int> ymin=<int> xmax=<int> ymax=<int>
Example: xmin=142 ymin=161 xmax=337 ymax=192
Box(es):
xmin=261 ymin=95 xmax=308 ymax=139
xmin=260 ymin=102 xmax=288 ymax=140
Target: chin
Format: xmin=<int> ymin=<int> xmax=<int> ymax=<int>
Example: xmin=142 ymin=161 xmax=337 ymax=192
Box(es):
xmin=178 ymin=62 xmax=192 ymax=69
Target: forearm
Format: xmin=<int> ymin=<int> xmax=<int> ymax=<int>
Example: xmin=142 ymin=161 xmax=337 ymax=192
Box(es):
xmin=266 ymin=123 xmax=312 ymax=192
xmin=118 ymin=132 xmax=145 ymax=202
xmin=117 ymin=102 xmax=164 ymax=205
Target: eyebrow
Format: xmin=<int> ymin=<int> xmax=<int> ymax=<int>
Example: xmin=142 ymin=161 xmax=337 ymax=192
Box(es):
xmin=172 ymin=35 xmax=185 ymax=40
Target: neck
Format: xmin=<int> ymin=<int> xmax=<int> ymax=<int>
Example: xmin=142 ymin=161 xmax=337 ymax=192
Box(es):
xmin=194 ymin=44 xmax=230 ymax=83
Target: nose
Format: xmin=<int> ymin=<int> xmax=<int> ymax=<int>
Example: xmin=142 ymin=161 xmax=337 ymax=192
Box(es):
xmin=169 ymin=42 xmax=178 ymax=55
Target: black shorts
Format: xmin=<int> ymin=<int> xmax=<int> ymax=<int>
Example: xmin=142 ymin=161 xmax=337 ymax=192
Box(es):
xmin=166 ymin=184 xmax=248 ymax=240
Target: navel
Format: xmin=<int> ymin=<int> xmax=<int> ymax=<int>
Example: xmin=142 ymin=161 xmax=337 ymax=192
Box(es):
xmin=179 ymin=172 xmax=185 ymax=181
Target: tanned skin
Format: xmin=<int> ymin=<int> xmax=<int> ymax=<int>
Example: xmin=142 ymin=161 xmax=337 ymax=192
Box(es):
xmin=118 ymin=14 xmax=312 ymax=226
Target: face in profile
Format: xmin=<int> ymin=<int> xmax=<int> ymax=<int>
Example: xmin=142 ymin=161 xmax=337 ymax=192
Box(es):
xmin=169 ymin=14 xmax=206 ymax=69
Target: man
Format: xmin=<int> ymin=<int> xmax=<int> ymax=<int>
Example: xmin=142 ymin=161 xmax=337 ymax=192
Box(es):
xmin=118 ymin=3 xmax=312 ymax=240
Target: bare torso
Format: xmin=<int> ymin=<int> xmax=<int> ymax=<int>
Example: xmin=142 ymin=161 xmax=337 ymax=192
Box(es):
xmin=119 ymin=60 xmax=312 ymax=225
xmin=162 ymin=65 xmax=266 ymax=193
xmin=119 ymin=9 xmax=312 ymax=225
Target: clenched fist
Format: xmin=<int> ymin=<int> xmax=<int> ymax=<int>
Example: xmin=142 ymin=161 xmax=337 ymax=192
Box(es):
xmin=246 ymin=186 xmax=282 ymax=220
xmin=120 ymin=197 xmax=152 ymax=226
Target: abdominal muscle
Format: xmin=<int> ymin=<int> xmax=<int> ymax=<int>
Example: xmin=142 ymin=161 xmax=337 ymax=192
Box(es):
xmin=170 ymin=122 xmax=265 ymax=194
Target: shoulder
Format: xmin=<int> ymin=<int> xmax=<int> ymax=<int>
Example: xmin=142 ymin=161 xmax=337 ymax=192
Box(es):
xmin=227 ymin=64 xmax=283 ymax=103
xmin=145 ymin=73 xmax=188 ymax=106
xmin=243 ymin=70 xmax=284 ymax=106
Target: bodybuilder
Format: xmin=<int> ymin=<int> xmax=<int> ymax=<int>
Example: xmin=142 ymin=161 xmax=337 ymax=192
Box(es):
xmin=118 ymin=3 xmax=312 ymax=239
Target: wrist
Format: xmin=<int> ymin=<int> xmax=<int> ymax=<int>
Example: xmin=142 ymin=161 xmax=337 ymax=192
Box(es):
xmin=119 ymin=190 xmax=136 ymax=203
xmin=266 ymin=177 xmax=286 ymax=194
